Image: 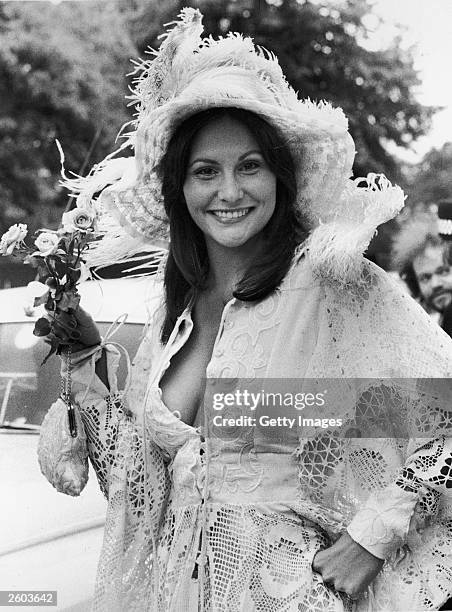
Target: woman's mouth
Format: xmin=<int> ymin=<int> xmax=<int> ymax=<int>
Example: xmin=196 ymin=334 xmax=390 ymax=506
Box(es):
xmin=209 ymin=207 xmax=252 ymax=220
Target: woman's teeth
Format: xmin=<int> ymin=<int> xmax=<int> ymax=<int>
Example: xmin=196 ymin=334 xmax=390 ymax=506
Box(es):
xmin=211 ymin=208 xmax=250 ymax=219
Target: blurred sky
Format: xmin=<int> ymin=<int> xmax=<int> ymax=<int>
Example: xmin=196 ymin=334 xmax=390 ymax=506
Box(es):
xmin=363 ymin=0 xmax=452 ymax=162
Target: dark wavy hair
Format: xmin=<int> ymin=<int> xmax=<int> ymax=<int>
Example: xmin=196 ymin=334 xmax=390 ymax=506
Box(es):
xmin=159 ymin=107 xmax=305 ymax=343
xmin=402 ymin=241 xmax=452 ymax=298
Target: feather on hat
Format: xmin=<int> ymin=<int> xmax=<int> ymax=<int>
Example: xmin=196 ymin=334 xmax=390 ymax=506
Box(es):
xmin=61 ymin=7 xmax=405 ymax=280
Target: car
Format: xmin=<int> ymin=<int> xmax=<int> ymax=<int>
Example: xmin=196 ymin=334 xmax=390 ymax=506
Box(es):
xmin=0 ymin=276 xmax=160 ymax=611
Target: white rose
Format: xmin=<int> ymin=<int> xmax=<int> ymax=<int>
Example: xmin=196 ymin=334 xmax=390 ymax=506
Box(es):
xmin=33 ymin=232 xmax=60 ymax=256
xmin=61 ymin=208 xmax=96 ymax=233
xmin=0 ymin=224 xmax=28 ymax=255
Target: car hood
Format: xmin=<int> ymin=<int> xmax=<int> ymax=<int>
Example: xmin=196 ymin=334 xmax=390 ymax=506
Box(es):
xmin=0 ymin=276 xmax=162 ymax=324
xmin=0 ymin=433 xmax=106 ymax=555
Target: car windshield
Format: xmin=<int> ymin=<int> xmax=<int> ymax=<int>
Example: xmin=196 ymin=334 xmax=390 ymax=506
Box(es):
xmin=0 ymin=321 xmax=143 ymax=428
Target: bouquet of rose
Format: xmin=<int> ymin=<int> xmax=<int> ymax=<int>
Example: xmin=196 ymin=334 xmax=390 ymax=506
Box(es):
xmin=0 ymin=208 xmax=97 ymax=363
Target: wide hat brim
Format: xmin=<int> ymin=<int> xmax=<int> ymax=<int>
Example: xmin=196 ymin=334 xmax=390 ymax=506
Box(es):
xmin=95 ymin=84 xmax=404 ymax=281
xmin=133 ymin=67 xmax=356 ymax=231
xmin=67 ymin=10 xmax=405 ymax=281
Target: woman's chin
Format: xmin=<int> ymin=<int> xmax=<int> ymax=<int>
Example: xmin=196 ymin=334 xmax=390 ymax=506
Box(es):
xmin=207 ymin=231 xmax=262 ymax=251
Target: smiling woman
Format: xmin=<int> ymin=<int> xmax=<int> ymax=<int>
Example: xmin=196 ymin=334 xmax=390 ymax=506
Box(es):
xmin=184 ymin=115 xmax=277 ymax=249
xmin=35 ymin=8 xmax=452 ymax=612
xmin=160 ymin=107 xmax=302 ymax=344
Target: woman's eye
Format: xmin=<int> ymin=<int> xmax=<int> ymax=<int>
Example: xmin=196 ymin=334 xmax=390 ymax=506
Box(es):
xmin=240 ymin=160 xmax=261 ymax=173
xmin=193 ymin=167 xmax=217 ymax=178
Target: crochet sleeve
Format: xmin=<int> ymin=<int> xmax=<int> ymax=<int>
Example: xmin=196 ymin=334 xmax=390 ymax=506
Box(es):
xmin=346 ymin=436 xmax=452 ymax=559
xmin=60 ymin=342 xmax=123 ymax=498
xmin=316 ymin=260 xmax=452 ymax=562
xmin=61 ymin=325 xmax=170 ymax=513
xmin=60 ymin=334 xmax=170 ymax=610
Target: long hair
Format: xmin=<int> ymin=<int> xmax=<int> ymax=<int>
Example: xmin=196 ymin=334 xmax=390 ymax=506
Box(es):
xmin=159 ymin=107 xmax=305 ymax=343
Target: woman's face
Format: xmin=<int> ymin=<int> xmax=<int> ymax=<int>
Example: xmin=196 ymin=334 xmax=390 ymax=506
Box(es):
xmin=183 ymin=116 xmax=277 ymax=252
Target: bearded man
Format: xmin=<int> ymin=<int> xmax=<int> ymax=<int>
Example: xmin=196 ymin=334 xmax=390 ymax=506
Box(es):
xmin=392 ymin=206 xmax=452 ymax=338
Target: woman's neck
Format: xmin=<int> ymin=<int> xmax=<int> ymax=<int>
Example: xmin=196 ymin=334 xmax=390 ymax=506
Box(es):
xmin=204 ymin=238 xmax=262 ymax=304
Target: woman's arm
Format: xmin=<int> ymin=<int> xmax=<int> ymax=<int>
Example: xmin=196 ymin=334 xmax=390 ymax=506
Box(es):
xmin=309 ymin=260 xmax=452 ymax=600
xmin=61 ymin=295 xmax=167 ymax=494
xmin=62 ymin=332 xmax=171 ymax=516
xmin=346 ymin=436 xmax=452 ymax=558
xmin=313 ymin=436 xmax=452 ymax=599
xmin=61 ymin=342 xmax=121 ymax=497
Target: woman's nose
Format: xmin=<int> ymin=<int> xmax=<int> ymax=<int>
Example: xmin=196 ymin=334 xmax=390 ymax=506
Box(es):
xmin=218 ymin=174 xmax=244 ymax=202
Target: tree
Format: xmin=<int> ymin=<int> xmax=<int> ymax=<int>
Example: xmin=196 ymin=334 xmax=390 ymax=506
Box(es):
xmin=0 ymin=1 xmax=136 ymax=238
xmin=121 ymin=0 xmax=435 ymax=182
xmin=403 ymin=142 xmax=452 ymax=207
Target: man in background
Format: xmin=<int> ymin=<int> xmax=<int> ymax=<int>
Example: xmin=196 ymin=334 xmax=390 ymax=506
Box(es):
xmin=392 ymin=201 xmax=452 ymax=337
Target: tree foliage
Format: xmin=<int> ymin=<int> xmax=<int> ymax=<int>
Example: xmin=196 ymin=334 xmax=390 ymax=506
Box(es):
xmin=0 ymin=1 xmax=136 ymax=237
xmin=403 ymin=142 xmax=452 ymax=207
xmin=122 ymin=0 xmax=435 ymax=182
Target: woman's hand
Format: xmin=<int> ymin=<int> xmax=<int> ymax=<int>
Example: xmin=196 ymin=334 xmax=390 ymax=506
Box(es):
xmin=42 ymin=304 xmax=110 ymax=389
xmin=44 ymin=305 xmax=101 ymax=353
xmin=312 ymin=532 xmax=384 ymax=600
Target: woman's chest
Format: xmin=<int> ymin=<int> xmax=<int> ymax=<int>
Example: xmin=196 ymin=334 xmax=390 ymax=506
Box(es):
xmin=154 ymin=276 xmax=322 ymax=428
xmin=159 ymin=309 xmax=222 ymax=428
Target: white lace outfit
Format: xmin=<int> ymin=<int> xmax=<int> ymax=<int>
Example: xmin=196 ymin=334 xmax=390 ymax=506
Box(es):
xmin=65 ymin=256 xmax=452 ymax=612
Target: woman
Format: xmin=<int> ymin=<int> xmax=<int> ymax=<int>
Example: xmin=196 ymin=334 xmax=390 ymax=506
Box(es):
xmin=42 ymin=9 xmax=452 ymax=612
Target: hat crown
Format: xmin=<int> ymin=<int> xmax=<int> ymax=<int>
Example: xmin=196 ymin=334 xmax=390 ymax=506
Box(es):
xmin=129 ymin=8 xmax=301 ymax=121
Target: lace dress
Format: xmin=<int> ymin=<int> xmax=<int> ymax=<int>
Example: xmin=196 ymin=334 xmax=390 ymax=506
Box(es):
xmin=66 ymin=256 xmax=452 ymax=611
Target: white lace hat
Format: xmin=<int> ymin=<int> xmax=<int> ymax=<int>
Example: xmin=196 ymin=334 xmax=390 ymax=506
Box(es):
xmin=62 ymin=7 xmax=405 ymax=280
